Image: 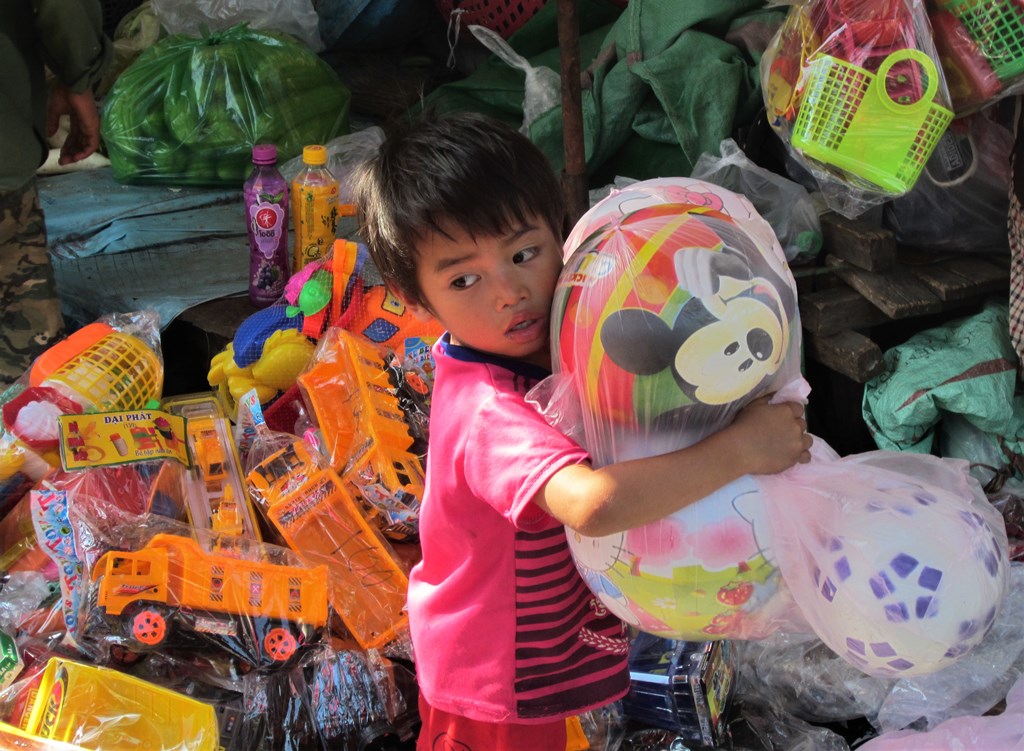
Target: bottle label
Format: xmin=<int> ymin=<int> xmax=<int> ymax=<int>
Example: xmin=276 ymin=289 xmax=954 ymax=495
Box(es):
xmin=294 ymin=183 xmax=339 ymax=271
xmin=250 ymin=197 xmax=286 ymax=258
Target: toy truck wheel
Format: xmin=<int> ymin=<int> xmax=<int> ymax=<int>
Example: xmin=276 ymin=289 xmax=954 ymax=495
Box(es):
xmin=263 ymin=626 xmax=299 ymax=662
xmin=128 ymin=606 xmax=169 ymax=647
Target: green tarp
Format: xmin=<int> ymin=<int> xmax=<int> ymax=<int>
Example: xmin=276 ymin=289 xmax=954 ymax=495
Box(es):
xmin=422 ymin=0 xmax=783 ymax=183
xmin=862 ymin=300 xmax=1021 ymax=456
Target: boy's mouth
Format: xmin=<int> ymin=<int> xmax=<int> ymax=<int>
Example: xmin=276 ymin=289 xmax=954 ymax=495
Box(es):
xmin=506 ymin=315 xmax=546 ymax=340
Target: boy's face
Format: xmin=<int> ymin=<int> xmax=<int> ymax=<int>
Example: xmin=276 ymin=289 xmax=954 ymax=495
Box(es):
xmin=405 ymin=214 xmax=564 ymax=370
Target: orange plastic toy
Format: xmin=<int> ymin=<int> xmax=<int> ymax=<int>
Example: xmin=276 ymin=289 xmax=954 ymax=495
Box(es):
xmin=20 ymin=656 xmax=220 ymax=751
xmin=298 ymin=328 xmax=425 ymax=541
xmin=33 ymin=323 xmax=162 ymax=412
xmin=246 ymin=440 xmax=409 ymax=649
xmin=161 ymin=393 xmax=262 ymax=548
xmin=90 ymin=533 xmax=328 ymax=664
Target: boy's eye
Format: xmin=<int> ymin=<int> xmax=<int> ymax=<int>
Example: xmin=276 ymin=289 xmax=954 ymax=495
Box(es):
xmin=513 ymin=247 xmax=540 ymax=264
xmin=451 ymin=274 xmax=479 ymax=290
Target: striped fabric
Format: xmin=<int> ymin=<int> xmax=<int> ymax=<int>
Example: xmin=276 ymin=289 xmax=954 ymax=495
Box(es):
xmin=1011 ymin=102 xmax=1024 ymax=368
xmin=513 ymin=526 xmax=629 ymax=718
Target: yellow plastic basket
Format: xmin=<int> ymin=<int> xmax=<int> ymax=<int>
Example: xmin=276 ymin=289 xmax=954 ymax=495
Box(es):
xmin=23 ymin=656 xmax=219 ymax=751
xmin=791 ymin=49 xmax=954 ymax=194
xmin=43 ymin=331 xmax=162 ymax=412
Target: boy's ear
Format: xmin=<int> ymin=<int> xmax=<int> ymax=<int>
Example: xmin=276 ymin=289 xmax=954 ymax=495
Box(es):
xmin=404 ymin=301 xmax=436 ymax=323
xmin=393 ymin=290 xmax=435 ymax=323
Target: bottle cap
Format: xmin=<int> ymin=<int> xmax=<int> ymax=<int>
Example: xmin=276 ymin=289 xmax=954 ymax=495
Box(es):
xmin=252 ymin=144 xmax=277 ymax=165
xmin=302 ymin=145 xmax=328 ymax=166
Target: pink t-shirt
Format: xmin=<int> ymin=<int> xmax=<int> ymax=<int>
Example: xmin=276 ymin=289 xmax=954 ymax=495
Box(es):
xmin=408 ymin=337 xmax=629 ymax=724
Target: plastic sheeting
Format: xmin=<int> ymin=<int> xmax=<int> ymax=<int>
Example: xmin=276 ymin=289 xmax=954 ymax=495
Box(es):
xmin=37 ymin=168 xmax=249 ymax=328
xmin=422 ymin=0 xmax=783 ymax=184
xmin=862 ymin=300 xmax=1018 ymax=454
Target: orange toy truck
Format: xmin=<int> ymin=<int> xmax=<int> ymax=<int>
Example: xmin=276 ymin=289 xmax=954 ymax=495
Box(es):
xmin=87 ymin=533 xmax=328 ymax=667
xmin=161 ymin=393 xmax=262 ymax=547
xmin=247 ymin=440 xmax=409 ymax=650
xmin=298 ymin=328 xmax=425 ymax=541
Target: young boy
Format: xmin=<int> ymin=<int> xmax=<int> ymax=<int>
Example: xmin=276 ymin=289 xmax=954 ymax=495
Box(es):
xmin=354 ymin=111 xmax=811 ymax=750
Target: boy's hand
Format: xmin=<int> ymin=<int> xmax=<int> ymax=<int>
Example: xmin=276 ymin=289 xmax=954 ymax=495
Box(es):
xmin=729 ymin=395 xmax=812 ymax=475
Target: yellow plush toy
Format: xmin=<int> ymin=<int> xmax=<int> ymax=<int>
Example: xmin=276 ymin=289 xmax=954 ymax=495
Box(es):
xmin=207 ymin=329 xmax=315 ymax=420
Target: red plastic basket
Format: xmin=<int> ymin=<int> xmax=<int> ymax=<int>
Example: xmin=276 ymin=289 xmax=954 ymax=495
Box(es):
xmin=263 ymin=384 xmax=305 ymax=434
xmin=435 ymin=0 xmax=549 ymax=39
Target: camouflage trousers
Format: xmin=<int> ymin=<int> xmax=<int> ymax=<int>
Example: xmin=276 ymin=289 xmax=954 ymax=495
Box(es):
xmin=0 ymin=180 xmax=65 ymax=386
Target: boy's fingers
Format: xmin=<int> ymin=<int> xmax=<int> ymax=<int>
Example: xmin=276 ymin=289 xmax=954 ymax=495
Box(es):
xmin=786 ymin=401 xmax=805 ymax=418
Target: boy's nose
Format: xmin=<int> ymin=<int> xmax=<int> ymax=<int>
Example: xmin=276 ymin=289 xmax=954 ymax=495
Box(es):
xmin=496 ymin=274 xmax=528 ymax=308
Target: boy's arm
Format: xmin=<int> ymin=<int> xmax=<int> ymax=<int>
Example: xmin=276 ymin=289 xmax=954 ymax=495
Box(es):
xmin=534 ymin=397 xmax=811 ymax=537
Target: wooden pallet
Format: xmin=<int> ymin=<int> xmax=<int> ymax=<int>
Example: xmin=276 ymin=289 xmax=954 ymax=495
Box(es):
xmin=797 ymin=212 xmax=1010 ymax=383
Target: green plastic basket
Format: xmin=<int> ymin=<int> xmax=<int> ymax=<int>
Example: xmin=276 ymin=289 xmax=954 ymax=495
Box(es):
xmin=791 ymin=50 xmax=954 ymax=194
xmin=941 ymin=0 xmax=1024 ymax=81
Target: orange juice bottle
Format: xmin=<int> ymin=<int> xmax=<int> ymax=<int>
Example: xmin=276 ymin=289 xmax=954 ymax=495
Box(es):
xmin=291 ymin=145 xmax=339 ymax=272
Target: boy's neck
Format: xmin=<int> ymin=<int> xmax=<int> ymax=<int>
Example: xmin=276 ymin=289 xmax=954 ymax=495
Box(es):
xmin=442 ymin=334 xmax=552 ymax=376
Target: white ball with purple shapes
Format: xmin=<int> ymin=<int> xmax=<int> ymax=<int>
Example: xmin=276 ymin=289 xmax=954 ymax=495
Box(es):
xmin=799 ymin=481 xmax=1007 ymax=678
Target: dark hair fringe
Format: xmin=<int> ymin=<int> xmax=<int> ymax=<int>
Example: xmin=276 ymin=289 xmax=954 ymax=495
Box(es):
xmin=354 ymin=109 xmax=566 ymax=308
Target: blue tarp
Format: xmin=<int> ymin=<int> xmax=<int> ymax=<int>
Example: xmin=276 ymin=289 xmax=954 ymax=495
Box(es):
xmin=38 ymin=167 xmax=252 ymax=328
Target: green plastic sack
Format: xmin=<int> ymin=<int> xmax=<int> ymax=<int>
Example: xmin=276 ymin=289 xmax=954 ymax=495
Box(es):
xmin=101 ymin=24 xmax=351 ymax=186
xmin=862 ymin=300 xmax=1019 ymax=454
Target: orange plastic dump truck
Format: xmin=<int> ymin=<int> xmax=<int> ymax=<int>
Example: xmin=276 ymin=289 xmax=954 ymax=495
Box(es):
xmin=89 ymin=533 xmax=329 ymax=666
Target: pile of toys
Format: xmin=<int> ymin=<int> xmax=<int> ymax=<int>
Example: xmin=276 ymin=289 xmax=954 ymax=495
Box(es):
xmin=763 ymin=0 xmax=1024 ymax=218
xmin=0 ymin=229 xmax=749 ymax=749
xmin=0 ymin=240 xmax=440 ymax=750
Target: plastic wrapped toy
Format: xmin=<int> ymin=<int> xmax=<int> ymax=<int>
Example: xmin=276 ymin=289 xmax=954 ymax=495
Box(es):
xmin=762 ymin=0 xmax=954 ymax=217
xmin=622 ymin=634 xmax=736 ymax=747
xmin=928 ymin=0 xmax=1024 ymax=115
xmin=208 ymin=239 xmax=441 ymax=421
xmin=546 ymin=177 xmax=1009 ymax=680
xmin=244 ymin=428 xmax=411 ymax=650
xmin=78 ymin=520 xmax=330 ymax=669
xmin=0 ymin=311 xmax=164 ymax=491
xmin=546 ymin=177 xmax=804 ymax=640
xmin=240 ymin=645 xmax=410 ymax=751
xmin=7 ymin=656 xmax=220 ymax=750
xmin=161 ymin=393 xmax=262 ymax=549
xmin=760 ymin=447 xmax=1009 ymax=678
xmin=0 ymin=461 xmax=188 ymax=646
xmin=297 ymin=328 xmax=427 ymax=542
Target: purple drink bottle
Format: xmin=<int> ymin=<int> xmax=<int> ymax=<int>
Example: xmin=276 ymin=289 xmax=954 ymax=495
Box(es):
xmin=245 ymin=144 xmax=290 ymax=307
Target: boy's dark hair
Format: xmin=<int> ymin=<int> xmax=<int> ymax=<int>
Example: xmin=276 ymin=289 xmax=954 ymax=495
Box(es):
xmin=354 ymin=110 xmax=566 ymax=309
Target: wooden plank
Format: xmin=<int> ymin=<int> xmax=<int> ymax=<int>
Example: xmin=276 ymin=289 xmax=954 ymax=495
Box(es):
xmin=826 ymin=256 xmax=944 ymax=319
xmin=804 ymin=329 xmax=885 ymax=383
xmin=821 ymin=212 xmax=897 ymax=271
xmin=791 ymin=263 xmax=840 ymax=297
xmin=799 ymin=286 xmax=892 ymax=336
xmin=905 ymin=255 xmax=1010 ymax=302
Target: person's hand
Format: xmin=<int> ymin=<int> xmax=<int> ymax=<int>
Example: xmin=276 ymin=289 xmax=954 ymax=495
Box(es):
xmin=728 ymin=394 xmax=812 ymax=475
xmin=47 ymin=82 xmax=101 ymax=165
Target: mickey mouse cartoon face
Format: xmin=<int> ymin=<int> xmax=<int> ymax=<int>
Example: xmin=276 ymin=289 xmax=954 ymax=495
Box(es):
xmin=600 ymin=214 xmax=795 ymax=409
xmin=672 ymin=281 xmax=787 ymax=405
